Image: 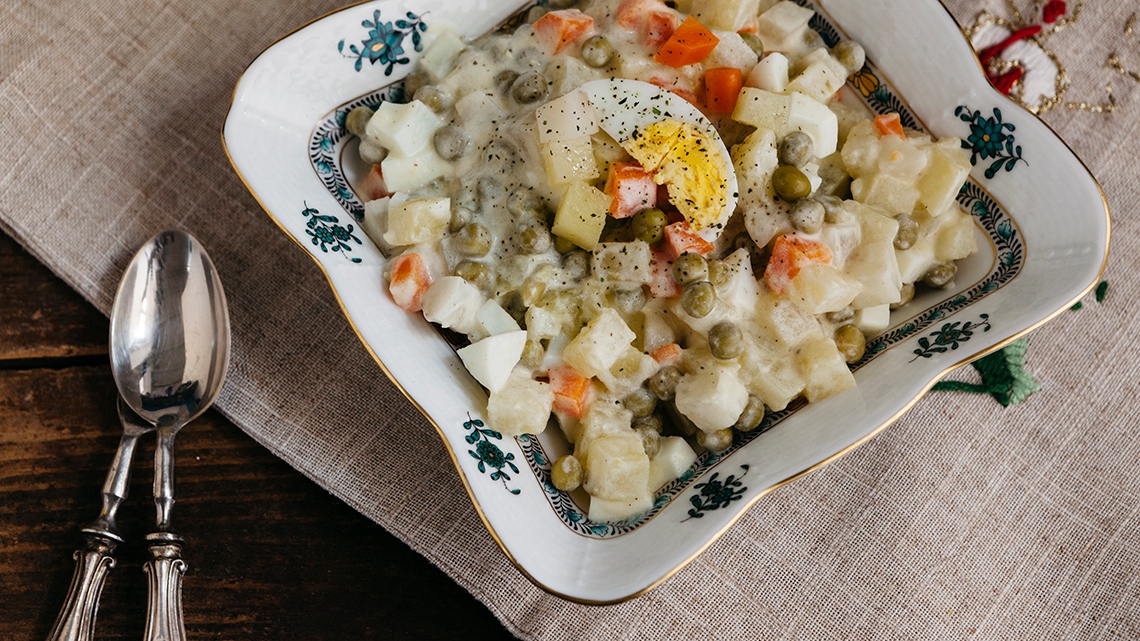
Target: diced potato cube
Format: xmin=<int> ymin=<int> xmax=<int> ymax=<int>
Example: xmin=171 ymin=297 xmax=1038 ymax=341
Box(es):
xmin=588 ymin=493 xmax=653 ymax=522
xmin=648 ymin=436 xmax=698 ymax=491
xmin=732 ymin=88 xmax=791 ymax=132
xmin=852 ymin=172 xmax=920 ymax=216
xmin=380 ymin=147 xmax=452 ymax=192
xmin=583 ymin=431 xmax=650 ymax=501
xmin=640 ymin=310 xmax=676 ymax=354
xmin=797 ymin=336 xmax=856 ymax=402
xmin=475 ymin=299 xmax=519 ymax=336
xmin=454 ymin=90 xmax=506 ymax=127
xmin=877 ymin=136 xmax=928 ymax=181
xmin=592 ymin=241 xmax=652 ymax=284
xmin=457 ymin=330 xmax=528 ymax=392
xmin=596 ymin=347 xmax=658 ymax=397
xmin=525 ymin=290 xmax=582 ymax=341
xmin=786 ymin=60 xmax=846 ymax=102
xmin=555 ymin=409 xmax=582 ymax=444
xmin=854 ymin=304 xmax=891 ymax=335
xmin=895 ymin=233 xmax=936 ymax=284
xmin=674 ymin=364 xmax=750 ymax=432
xmin=693 ymin=0 xmax=762 ymax=31
xmin=842 ymin=201 xmax=903 ymax=309
xmin=755 ymin=1 xmax=814 ymax=52
xmin=487 ymin=369 xmax=554 ymax=436
xmin=752 ymin=287 xmax=825 ymax=349
xmin=365 ymin=100 xmax=441 ymax=157
xmin=575 ymin=401 xmax=633 ymax=463
xmin=817 ymin=217 xmax=862 ymax=270
xmin=919 ymin=142 xmax=971 ymax=216
xmin=419 ymin=27 xmax=466 ymax=81
xmin=535 ymin=89 xmax=600 ymax=143
xmin=746 ymin=52 xmax=790 ymax=92
xmin=736 ymin=336 xmax=804 ymax=411
xmin=787 ymin=92 xmax=838 ymax=158
xmin=841 ymin=120 xmax=880 ymax=179
xmin=361 ymin=197 xmax=392 ymax=255
xmin=562 ymin=308 xmax=636 ymax=378
xmin=552 ymin=181 xmax=610 ymax=251
xmin=592 ymin=130 xmax=630 ymax=176
xmin=706 ymin=32 xmax=760 ymax=71
xmin=787 ymin=263 xmax=863 ymax=315
xmin=543 ymin=136 xmax=599 ymax=186
xmin=383 ymin=197 xmax=450 ymax=246
xmin=935 ymin=208 xmax=979 ymax=261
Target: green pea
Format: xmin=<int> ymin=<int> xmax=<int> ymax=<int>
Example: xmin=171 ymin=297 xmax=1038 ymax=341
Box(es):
xmin=517 ymin=219 xmax=552 ymax=254
xmin=551 ymin=454 xmax=582 ymax=492
xmin=790 ymin=198 xmax=825 ymax=234
xmin=403 ymin=71 xmax=430 ymax=100
xmin=778 ymin=131 xmax=814 ymax=168
xmin=507 ymin=188 xmax=544 ymax=218
xmin=894 ymin=213 xmax=919 ymax=250
xmin=818 ymin=195 xmax=846 ymax=224
xmin=708 ymin=321 xmax=744 ymax=360
xmin=707 ymin=259 xmax=731 ymax=288
xmin=562 ymin=250 xmax=590 ymax=280
xmin=772 ymin=165 xmax=812 ymax=201
xmin=520 ymin=339 xmax=545 ymax=369
xmin=623 ymin=386 xmax=658 ymax=419
xmin=697 ymin=428 xmax=733 ymax=453
xmin=833 ymin=40 xmax=866 ymax=75
xmin=891 ymin=282 xmax=915 ymax=309
xmin=358 ymin=137 xmax=387 ymax=166
xmin=581 ymin=36 xmax=615 ymax=68
xmin=454 ymin=223 xmax=492 ymax=257
xmin=611 ymin=286 xmax=648 ymax=316
xmin=434 ymin=125 xmax=469 ymax=161
xmin=511 ymin=70 xmax=548 ymax=104
xmin=413 ymin=85 xmax=452 ymax=113
xmin=740 ymin=33 xmax=765 ymax=56
xmin=345 ymin=106 xmax=374 ymax=137
xmin=553 ymin=234 xmax=576 ymax=254
xmin=834 ymin=324 xmax=866 ymax=363
xmin=636 ymin=424 xmax=661 ymax=459
xmin=495 ymin=70 xmax=520 ymax=96
xmin=633 ymin=413 xmax=664 ymax=434
xmin=449 ymin=205 xmax=473 ymax=233
xmin=922 ymin=261 xmax=957 ymax=288
xmin=672 ymin=252 xmax=708 ymax=285
xmin=734 ymin=394 xmax=766 ymax=432
xmin=649 ymin=366 xmax=683 ymax=401
xmin=680 ymin=281 xmax=716 ymax=318
xmin=632 ymin=208 xmax=668 ymax=244
xmin=453 ymin=260 xmax=492 ymax=290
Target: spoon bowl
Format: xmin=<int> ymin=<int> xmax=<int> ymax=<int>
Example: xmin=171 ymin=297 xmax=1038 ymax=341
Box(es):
xmin=109 ymin=229 xmax=230 ymax=429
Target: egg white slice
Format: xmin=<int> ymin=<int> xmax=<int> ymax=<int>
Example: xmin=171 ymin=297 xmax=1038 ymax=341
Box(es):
xmin=578 ymin=78 xmax=738 ymax=242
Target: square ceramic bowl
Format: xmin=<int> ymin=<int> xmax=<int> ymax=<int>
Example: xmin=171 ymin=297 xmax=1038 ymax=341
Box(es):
xmin=223 ymin=0 xmax=1109 ymax=603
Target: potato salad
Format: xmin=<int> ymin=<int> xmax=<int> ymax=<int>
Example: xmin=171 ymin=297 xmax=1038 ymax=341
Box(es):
xmin=349 ymin=0 xmax=978 ymax=522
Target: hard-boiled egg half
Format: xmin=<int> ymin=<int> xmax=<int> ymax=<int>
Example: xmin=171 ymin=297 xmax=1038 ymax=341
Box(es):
xmin=578 ymin=79 xmax=738 ymax=242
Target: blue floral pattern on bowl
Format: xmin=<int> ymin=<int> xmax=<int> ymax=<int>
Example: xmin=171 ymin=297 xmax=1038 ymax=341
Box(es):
xmin=338 ymin=10 xmax=427 ymax=74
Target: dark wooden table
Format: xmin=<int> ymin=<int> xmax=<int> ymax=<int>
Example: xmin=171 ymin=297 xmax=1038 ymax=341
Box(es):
xmin=0 ymin=231 xmax=519 ymax=639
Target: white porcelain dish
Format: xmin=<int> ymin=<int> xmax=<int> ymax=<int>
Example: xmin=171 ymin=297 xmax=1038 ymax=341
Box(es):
xmin=223 ymin=0 xmax=1110 ymax=603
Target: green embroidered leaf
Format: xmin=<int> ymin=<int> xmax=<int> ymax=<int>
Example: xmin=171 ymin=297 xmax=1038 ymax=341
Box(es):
xmin=931 ymin=338 xmax=1039 ymax=407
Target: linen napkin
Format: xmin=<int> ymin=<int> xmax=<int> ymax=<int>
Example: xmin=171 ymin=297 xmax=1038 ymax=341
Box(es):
xmin=2 ymin=0 xmax=1138 ymax=638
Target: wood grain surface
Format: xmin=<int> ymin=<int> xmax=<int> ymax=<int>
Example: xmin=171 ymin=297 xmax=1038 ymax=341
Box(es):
xmin=0 ymin=233 xmax=519 ymax=640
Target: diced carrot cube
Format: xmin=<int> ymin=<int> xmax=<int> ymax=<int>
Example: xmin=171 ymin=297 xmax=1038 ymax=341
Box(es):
xmin=763 ymin=233 xmax=833 ymax=294
xmin=654 ymin=16 xmax=719 ymax=68
xmin=616 ymin=0 xmax=666 ymax=29
xmin=704 ymin=67 xmax=743 ymax=114
xmin=533 ymin=9 xmax=595 ymax=55
xmin=661 ymin=221 xmax=715 ymax=260
xmin=875 ymin=113 xmax=906 ymax=139
xmin=605 ymin=162 xmax=657 ymax=219
xmin=645 ymin=9 xmax=681 ymax=49
xmin=388 ymin=253 xmax=432 ymax=312
xmin=548 ymin=365 xmax=592 ymax=418
xmin=648 ymin=246 xmax=682 ymax=298
xmin=360 ymin=164 xmax=389 ymax=201
xmin=650 ymin=343 xmax=683 ymax=366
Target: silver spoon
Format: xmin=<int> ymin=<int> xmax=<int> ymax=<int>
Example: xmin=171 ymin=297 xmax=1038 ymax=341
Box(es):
xmin=110 ymin=230 xmax=230 ymax=641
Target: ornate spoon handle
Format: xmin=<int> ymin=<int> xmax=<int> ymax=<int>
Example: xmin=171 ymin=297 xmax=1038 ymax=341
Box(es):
xmin=45 ymin=534 xmax=117 ymax=641
xmin=143 ymin=535 xmax=187 ymax=641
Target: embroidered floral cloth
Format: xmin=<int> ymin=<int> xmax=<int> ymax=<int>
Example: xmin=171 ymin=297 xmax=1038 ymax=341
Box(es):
xmin=1 ymin=0 xmax=1137 ymax=638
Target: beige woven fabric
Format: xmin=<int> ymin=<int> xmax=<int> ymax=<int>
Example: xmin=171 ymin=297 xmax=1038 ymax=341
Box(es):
xmin=2 ymin=0 xmax=1137 ymax=638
